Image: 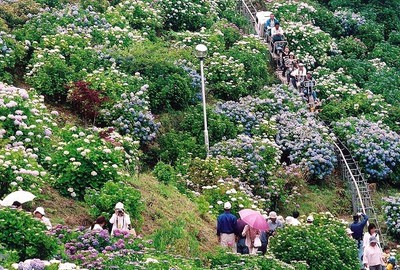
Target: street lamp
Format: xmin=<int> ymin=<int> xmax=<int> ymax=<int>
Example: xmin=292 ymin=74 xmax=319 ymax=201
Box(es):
xmin=195 ymin=44 xmax=209 ymax=156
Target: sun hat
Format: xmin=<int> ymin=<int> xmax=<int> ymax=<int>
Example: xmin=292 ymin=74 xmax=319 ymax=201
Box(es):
xmin=299 ymin=63 xmax=304 ymax=66
xmin=286 ymin=216 xmax=294 ymax=225
xmin=289 ymin=52 xmax=295 ymax=56
xmin=115 ymin=202 xmax=124 ymax=210
xmin=34 ymin=207 xmax=45 ymax=216
xmin=369 ymin=236 xmax=378 ymax=243
xmin=224 ymin=202 xmax=232 ymax=210
xmin=345 ymin=228 xmax=353 ymax=235
xmin=306 ymin=215 xmax=314 ymax=222
xmin=269 ymin=211 xmax=277 ymax=219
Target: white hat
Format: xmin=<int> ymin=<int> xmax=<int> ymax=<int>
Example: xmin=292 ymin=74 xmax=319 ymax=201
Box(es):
xmin=345 ymin=228 xmax=353 ymax=235
xmin=115 ymin=202 xmax=124 ymax=210
xmin=299 ymin=63 xmax=304 ymax=66
xmin=306 ymin=215 xmax=314 ymax=222
xmin=286 ymin=216 xmax=294 ymax=225
xmin=34 ymin=207 xmax=45 ymax=216
xmin=269 ymin=211 xmax=277 ymax=219
xmin=224 ymin=202 xmax=232 ymax=210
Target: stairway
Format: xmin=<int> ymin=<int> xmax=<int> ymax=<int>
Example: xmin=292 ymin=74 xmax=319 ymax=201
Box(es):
xmin=236 ymin=0 xmax=385 ymax=246
xmin=334 ymin=139 xmax=385 ymax=246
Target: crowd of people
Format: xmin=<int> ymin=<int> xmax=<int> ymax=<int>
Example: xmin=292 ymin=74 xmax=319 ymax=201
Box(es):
xmin=216 ymin=202 xmax=311 ymax=255
xmin=9 ymin=201 xmax=136 ymax=237
xmin=264 ymin=13 xmax=320 ymax=112
xmin=217 ymin=203 xmax=398 ymax=269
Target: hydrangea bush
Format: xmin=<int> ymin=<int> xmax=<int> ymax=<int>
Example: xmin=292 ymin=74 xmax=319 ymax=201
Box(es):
xmin=48 ymin=126 xmax=138 ymax=199
xmin=383 ymin=196 xmax=400 ymax=240
xmin=0 ymin=31 xmax=26 ymax=82
xmin=334 ymin=117 xmax=400 ymax=183
xmin=100 ymin=86 xmax=160 ymax=144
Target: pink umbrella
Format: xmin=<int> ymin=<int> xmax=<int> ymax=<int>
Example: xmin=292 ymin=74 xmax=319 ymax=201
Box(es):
xmin=239 ymin=209 xmax=269 ymax=231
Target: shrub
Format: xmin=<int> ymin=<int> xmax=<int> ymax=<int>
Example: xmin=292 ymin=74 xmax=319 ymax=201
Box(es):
xmin=337 ymin=36 xmax=367 ymax=58
xmin=0 ymin=0 xmax=41 ymax=29
xmin=269 ymin=213 xmax=359 ymax=270
xmin=355 ymin=22 xmax=384 ymax=49
xmin=371 ymin=42 xmax=400 ymax=69
xmin=388 ymin=31 xmax=400 ymax=46
xmin=84 ymin=180 xmax=144 ymax=230
xmin=49 ymin=126 xmax=136 ymax=200
xmin=383 ymin=195 xmax=400 ymax=240
xmin=334 ymin=117 xmax=400 ymax=183
xmin=207 ymin=248 xmax=307 ymax=269
xmin=0 ymin=208 xmax=58 ymax=261
xmin=157 ymin=0 xmax=216 ymax=31
xmin=210 ymin=135 xmax=281 ymax=186
xmin=153 ymin=161 xmax=177 ymax=185
xmin=179 ymin=105 xmax=238 ymax=146
xmin=67 ymin=81 xmax=108 ymax=125
xmin=100 ymin=86 xmax=160 ymax=144
xmin=153 ymin=131 xmax=205 ymax=165
xmin=0 ymin=32 xmax=26 ymax=83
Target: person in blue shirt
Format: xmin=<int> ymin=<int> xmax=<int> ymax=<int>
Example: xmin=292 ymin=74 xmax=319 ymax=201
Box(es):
xmin=217 ymin=202 xmax=237 ymax=252
xmin=264 ymin=13 xmax=279 ymax=38
xmin=350 ymin=213 xmax=369 ymax=268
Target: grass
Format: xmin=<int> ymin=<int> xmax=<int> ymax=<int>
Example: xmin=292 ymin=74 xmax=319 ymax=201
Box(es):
xmin=129 ymin=173 xmax=219 ymax=256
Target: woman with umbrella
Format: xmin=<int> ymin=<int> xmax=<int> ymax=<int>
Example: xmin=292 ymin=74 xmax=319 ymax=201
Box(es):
xmin=239 ymin=209 xmax=269 ymax=255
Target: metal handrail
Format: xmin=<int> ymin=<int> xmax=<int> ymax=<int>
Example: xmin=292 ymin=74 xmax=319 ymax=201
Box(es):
xmin=239 ymin=0 xmax=256 ymax=24
xmin=333 ymin=141 xmax=367 ymax=215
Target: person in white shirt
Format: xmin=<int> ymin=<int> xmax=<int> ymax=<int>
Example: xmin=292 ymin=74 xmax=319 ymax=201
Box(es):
xmin=91 ymin=216 xmax=107 ymax=231
xmin=292 ymin=211 xmax=301 ymax=226
xmin=363 ymin=223 xmax=380 ymax=251
xmin=109 ymin=202 xmax=131 ymax=236
xmin=290 ymin=63 xmax=307 ymax=88
xmin=33 ymin=207 xmax=52 ymax=230
xmin=271 ymin=23 xmax=284 ymax=43
xmin=363 ymin=236 xmax=384 ymax=270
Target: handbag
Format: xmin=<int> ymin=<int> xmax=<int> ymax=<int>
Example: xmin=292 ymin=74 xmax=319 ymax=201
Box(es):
xmin=254 ymin=235 xmax=262 ymax=248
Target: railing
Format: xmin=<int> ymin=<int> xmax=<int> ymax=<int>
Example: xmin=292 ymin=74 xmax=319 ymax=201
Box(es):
xmin=238 ymin=0 xmax=257 ymax=30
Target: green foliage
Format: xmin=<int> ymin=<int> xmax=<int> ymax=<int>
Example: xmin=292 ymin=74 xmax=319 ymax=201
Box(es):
xmin=206 ymin=248 xmax=307 ymax=269
xmin=84 ymin=180 xmax=144 ymax=229
xmin=152 ymin=217 xmax=200 ymax=257
xmin=157 ymin=0 xmax=215 ymax=31
xmin=337 ymin=36 xmax=367 ymax=58
xmin=179 ymin=105 xmax=238 ymax=146
xmin=0 ymin=32 xmax=26 ymax=83
xmin=0 ymin=244 xmax=18 ymax=268
xmin=49 ymin=127 xmax=135 ymax=200
xmin=115 ymin=43 xmax=196 ymax=113
xmin=371 ymin=42 xmax=400 ymax=69
xmin=153 ymin=161 xmax=177 ymax=185
xmin=388 ymin=31 xmax=400 ymax=46
xmin=312 ymin=5 xmax=344 ymax=38
xmin=269 ymin=213 xmax=359 ymax=270
xmin=80 ymin=0 xmax=110 ymax=13
xmin=367 ymin=68 xmax=400 ymax=106
xmin=0 ymin=0 xmax=41 ymax=29
xmin=152 ymin=131 xmax=205 ymax=165
xmin=355 ymin=22 xmax=384 ymax=49
xmin=0 ymin=208 xmax=58 ymax=261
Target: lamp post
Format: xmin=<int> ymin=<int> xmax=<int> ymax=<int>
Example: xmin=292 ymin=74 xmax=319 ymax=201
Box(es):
xmin=195 ymin=44 xmax=209 ymax=156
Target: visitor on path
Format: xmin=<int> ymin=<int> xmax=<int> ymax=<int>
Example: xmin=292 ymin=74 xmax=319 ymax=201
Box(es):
xmin=264 ymin=13 xmax=279 ymax=37
xmin=242 ymin=224 xmax=261 ymax=255
xmin=290 ymin=63 xmax=307 ymax=88
xmin=267 ymin=211 xmax=283 ymax=234
xmin=292 ymin=211 xmax=301 ymax=226
xmin=306 ymin=215 xmax=314 ymax=224
xmin=271 ymin=23 xmax=284 ymax=43
xmin=382 ymin=246 xmax=390 ymax=268
xmin=386 ymin=256 xmax=396 ymax=270
xmin=363 ymin=223 xmax=380 ymax=251
xmin=258 ymin=214 xmax=269 ymax=255
xmin=91 ymin=216 xmax=107 ymax=231
xmin=346 ymin=228 xmax=354 ymax=238
xmin=350 ymin=213 xmax=368 ymax=267
xmin=235 ymin=218 xmax=249 ymax=254
xmin=33 ymin=207 xmax=52 ymax=230
xmin=11 ymin=201 xmax=22 ymax=210
xmin=284 ymin=53 xmax=297 ymax=83
xmin=285 ymin=216 xmax=294 ymax=226
xmin=217 ymin=202 xmax=237 ymax=252
xmin=363 ymin=236 xmax=385 ymax=270
xmin=110 ymin=202 xmax=132 ymax=236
